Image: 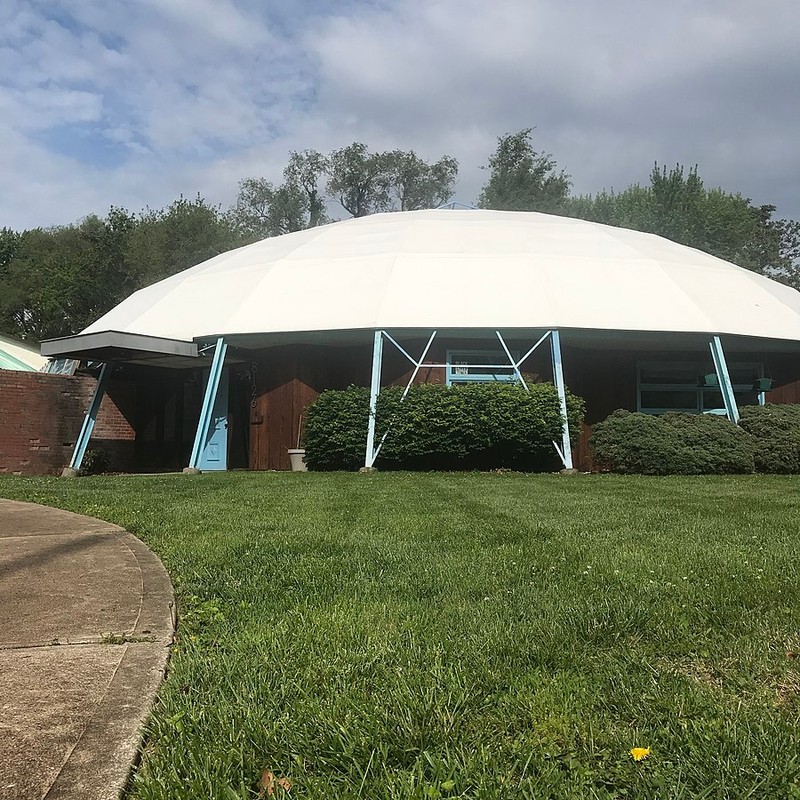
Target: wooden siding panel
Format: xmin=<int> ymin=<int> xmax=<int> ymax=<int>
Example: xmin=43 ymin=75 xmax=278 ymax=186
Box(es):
xmin=248 ymin=345 xmax=360 ymax=470
xmin=766 ymin=379 xmax=800 ymax=404
xmin=246 ymin=342 xmax=800 ymax=471
xmin=574 ymin=423 xmax=594 ymax=473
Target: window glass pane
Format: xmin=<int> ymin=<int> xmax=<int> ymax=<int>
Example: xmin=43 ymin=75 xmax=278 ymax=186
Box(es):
xmin=702 ymin=389 xmax=761 ymax=411
xmin=454 ymin=365 xmax=515 ymax=378
xmin=728 ymin=366 xmax=762 ymax=384
xmin=640 ymin=390 xmax=698 ymax=411
xmin=701 ymin=390 xmax=724 ymax=411
xmin=639 ymin=364 xmax=700 ymax=385
xmin=734 ymin=390 xmax=760 ymax=407
xmin=448 ymin=350 xmax=518 ymax=384
xmin=638 ymin=360 xmax=764 ymax=415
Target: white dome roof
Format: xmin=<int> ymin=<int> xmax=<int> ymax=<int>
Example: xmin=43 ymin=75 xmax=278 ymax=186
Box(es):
xmin=83 ymin=209 xmax=800 ymax=344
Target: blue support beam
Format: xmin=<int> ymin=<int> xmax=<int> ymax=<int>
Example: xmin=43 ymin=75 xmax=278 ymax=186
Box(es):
xmin=496 ymin=330 xmax=528 ymax=389
xmin=68 ymin=363 xmax=111 ymax=472
xmin=372 ymin=330 xmax=438 ymax=464
xmin=549 ymin=330 xmax=574 ymax=470
xmin=709 ymin=335 xmax=740 ymax=424
xmin=187 ymin=337 xmax=228 ymax=471
xmin=364 ymin=330 xmax=384 ymax=469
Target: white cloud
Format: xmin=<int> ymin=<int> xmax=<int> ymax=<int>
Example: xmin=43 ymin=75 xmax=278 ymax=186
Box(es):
xmin=0 ymin=0 xmax=798 ymax=231
xmin=303 ymin=0 xmax=800 ymax=210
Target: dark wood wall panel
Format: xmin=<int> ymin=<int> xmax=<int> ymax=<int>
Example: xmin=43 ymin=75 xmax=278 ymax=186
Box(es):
xmin=249 ymin=344 xmax=372 ymax=470
xmin=563 ymin=347 xmax=638 ymax=425
xmin=246 ymin=341 xmax=800 ymax=471
xmin=767 ymin=379 xmax=800 ymax=404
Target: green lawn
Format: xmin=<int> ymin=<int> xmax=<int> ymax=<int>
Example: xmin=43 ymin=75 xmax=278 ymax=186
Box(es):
xmin=2 ymin=473 xmax=799 ymax=798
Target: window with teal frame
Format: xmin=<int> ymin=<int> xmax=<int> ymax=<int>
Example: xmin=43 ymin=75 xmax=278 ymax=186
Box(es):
xmin=43 ymin=358 xmax=78 ymax=376
xmin=446 ymin=349 xmax=519 ymax=386
xmin=637 ymin=361 xmax=762 ymax=414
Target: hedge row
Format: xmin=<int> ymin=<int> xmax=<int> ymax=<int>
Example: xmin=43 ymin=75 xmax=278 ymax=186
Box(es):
xmin=589 ymin=404 xmax=800 ymax=474
xmin=304 ymin=382 xmax=584 ymax=471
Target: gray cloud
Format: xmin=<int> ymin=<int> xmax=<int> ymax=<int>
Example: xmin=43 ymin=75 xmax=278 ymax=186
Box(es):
xmin=1 ymin=0 xmax=798 ymax=231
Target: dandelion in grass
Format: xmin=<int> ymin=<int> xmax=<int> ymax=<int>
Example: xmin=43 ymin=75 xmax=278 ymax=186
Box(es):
xmin=630 ymin=747 xmax=651 ymax=762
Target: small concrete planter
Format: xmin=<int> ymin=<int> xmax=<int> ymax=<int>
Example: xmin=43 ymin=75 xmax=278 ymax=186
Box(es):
xmin=288 ymin=448 xmax=308 ymax=471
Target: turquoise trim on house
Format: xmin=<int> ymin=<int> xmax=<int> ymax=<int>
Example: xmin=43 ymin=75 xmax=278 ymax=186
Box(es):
xmin=198 ymin=367 xmax=229 ymax=471
xmin=445 ymin=349 xmax=518 ymax=385
xmin=188 ymin=338 xmax=228 ymax=470
xmin=365 ymin=330 xmax=384 ymax=469
xmin=710 ymin=336 xmax=740 ymax=424
xmin=0 ymin=350 xmax=37 ymax=371
xmin=69 ymin=364 xmax=111 ymax=470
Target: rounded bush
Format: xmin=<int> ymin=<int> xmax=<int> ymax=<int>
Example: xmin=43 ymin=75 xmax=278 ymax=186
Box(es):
xmin=589 ymin=409 xmax=756 ymax=475
xmin=660 ymin=412 xmax=756 ymax=474
xmin=588 ymin=410 xmax=685 ymax=475
xmin=739 ymin=404 xmax=800 ymax=473
xmin=304 ymin=382 xmax=584 ymax=471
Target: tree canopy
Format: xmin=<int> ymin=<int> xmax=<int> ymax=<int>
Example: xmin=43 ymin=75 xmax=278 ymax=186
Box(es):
xmin=561 ymin=163 xmax=794 ymax=281
xmin=0 ymin=214 xmax=134 ymax=341
xmin=229 ymin=150 xmax=329 ymax=241
xmin=231 ymin=142 xmax=459 ymax=228
xmin=477 ymin=128 xmax=571 ymax=213
xmin=384 ymin=150 xmax=459 ymax=212
xmin=0 ymin=198 xmax=239 ymax=341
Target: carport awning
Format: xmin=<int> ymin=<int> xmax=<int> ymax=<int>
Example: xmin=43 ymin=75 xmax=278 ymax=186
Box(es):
xmin=41 ymin=330 xmax=199 ymax=367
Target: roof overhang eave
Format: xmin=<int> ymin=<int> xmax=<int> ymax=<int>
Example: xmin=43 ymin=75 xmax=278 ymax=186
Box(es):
xmin=40 ymin=330 xmax=199 ymax=362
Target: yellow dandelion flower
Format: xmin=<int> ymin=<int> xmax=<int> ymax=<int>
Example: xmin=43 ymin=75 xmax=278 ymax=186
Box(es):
xmin=630 ymin=747 xmax=651 ymax=762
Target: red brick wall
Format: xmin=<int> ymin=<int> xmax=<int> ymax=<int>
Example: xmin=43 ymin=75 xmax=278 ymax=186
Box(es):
xmin=0 ymin=371 xmax=136 ymax=475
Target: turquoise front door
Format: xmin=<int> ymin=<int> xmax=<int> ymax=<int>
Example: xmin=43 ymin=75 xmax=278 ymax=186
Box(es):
xmin=199 ymin=367 xmax=229 ymax=470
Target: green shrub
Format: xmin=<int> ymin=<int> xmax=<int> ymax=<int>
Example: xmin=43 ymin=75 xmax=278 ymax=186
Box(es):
xmin=80 ymin=448 xmax=111 ymax=475
xmin=300 ymin=385 xmax=373 ymax=471
xmin=589 ymin=410 xmax=755 ymax=475
xmin=739 ymin=404 xmax=800 ymax=473
xmin=304 ymin=382 xmax=584 ymax=471
xmin=588 ymin=411 xmax=685 ymax=475
xmin=661 ymin=412 xmax=756 ymax=474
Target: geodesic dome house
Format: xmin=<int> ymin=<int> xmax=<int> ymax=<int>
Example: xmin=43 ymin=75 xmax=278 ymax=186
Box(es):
xmin=43 ymin=209 xmax=800 ymax=473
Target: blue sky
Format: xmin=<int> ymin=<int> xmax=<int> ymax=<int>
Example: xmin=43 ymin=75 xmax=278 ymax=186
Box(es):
xmin=2 ymin=0 xmax=799 ymax=230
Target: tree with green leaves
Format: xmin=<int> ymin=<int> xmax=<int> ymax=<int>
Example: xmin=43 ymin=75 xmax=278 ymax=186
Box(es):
xmin=771 ymin=218 xmax=800 ymax=289
xmin=0 ymin=227 xmax=22 ymax=277
xmin=284 ymin=149 xmax=329 ymax=227
xmin=230 ymin=150 xmax=329 ymax=241
xmin=478 ymin=128 xmax=571 ymax=212
xmin=326 ymin=142 xmax=390 ymax=218
xmin=235 ymin=143 xmax=459 ymax=226
xmin=0 ymin=211 xmax=137 ymax=341
xmin=326 ymin=143 xmax=460 ymax=216
xmin=0 ymin=197 xmax=241 ymax=341
xmin=563 ymin=164 xmax=796 ymax=283
xmin=383 ymin=150 xmax=458 ymax=211
xmin=126 ymin=195 xmax=241 ymax=287
xmin=229 ymin=178 xmax=307 ymax=241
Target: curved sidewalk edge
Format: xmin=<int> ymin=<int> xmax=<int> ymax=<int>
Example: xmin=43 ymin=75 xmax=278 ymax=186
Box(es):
xmin=0 ymin=500 xmax=175 ymax=800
